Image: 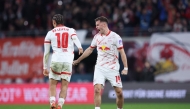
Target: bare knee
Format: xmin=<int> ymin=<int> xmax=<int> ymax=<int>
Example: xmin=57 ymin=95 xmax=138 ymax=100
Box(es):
xmin=94 ymin=85 xmax=101 ymax=95
xmin=115 ymin=90 xmax=123 ymax=99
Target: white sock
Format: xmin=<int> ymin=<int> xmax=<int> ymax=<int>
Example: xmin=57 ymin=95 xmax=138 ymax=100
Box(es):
xmin=95 ymin=107 xmax=100 ymax=109
xmin=49 ymin=96 xmax=55 ymax=105
xmin=58 ymin=98 xmax=65 ymax=107
xmin=117 ymin=108 xmax=123 ymax=109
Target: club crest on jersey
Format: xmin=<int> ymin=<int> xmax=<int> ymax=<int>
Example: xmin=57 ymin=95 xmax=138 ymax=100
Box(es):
xmin=119 ymin=40 xmax=122 ymax=45
xmin=99 ymin=45 xmax=110 ymax=52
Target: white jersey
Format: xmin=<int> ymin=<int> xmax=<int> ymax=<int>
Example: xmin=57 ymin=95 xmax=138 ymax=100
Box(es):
xmin=44 ymin=26 xmax=81 ymax=66
xmin=90 ymin=31 xmax=123 ymax=71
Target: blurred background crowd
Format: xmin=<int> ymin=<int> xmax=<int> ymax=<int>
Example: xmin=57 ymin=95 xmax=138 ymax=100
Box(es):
xmin=0 ymin=0 xmax=190 ymax=37
xmin=0 ymin=0 xmax=190 ymax=84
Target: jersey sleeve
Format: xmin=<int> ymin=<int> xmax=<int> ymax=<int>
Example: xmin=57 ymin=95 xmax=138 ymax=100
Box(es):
xmin=44 ymin=31 xmax=51 ymax=43
xmin=70 ymin=28 xmax=77 ymax=37
xmin=43 ymin=31 xmax=51 ymax=69
xmin=70 ymin=28 xmax=82 ymax=48
xmin=115 ymin=35 xmax=123 ymax=49
xmin=90 ymin=35 xmax=97 ymax=48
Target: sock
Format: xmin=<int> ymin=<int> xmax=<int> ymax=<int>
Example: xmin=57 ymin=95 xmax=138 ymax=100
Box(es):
xmin=49 ymin=96 xmax=55 ymax=105
xmin=58 ymin=98 xmax=65 ymax=107
xmin=117 ymin=108 xmax=123 ymax=109
xmin=95 ymin=107 xmax=100 ymax=109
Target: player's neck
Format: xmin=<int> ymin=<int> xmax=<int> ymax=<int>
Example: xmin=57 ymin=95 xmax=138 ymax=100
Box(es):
xmin=102 ymin=28 xmax=110 ymax=36
xmin=56 ymin=24 xmax=64 ymax=27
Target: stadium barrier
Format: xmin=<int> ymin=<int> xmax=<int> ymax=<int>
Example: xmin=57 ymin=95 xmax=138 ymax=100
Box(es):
xmin=0 ymin=83 xmax=94 ymax=104
xmin=1 ymin=83 xmax=190 ymax=104
xmin=102 ymin=82 xmax=190 ymax=103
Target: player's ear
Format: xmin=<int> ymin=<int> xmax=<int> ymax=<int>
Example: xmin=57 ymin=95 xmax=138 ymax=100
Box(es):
xmin=52 ymin=20 xmax=56 ymax=27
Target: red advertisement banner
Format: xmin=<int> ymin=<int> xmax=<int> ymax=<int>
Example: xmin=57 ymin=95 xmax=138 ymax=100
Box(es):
xmin=0 ymin=83 xmax=94 ymax=104
xmin=0 ymin=37 xmax=44 ymax=79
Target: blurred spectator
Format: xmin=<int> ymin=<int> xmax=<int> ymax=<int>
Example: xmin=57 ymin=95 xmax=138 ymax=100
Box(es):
xmin=76 ymin=62 xmax=86 ymax=74
xmin=182 ymin=1 xmax=190 ymax=20
xmin=164 ymin=22 xmax=172 ymax=32
xmin=152 ymin=19 xmax=162 ymax=32
xmin=173 ymin=19 xmax=183 ymax=32
xmin=0 ymin=32 xmax=5 ymax=38
xmin=3 ymin=78 xmax=12 ymax=84
xmin=15 ymin=78 xmax=25 ymax=84
xmin=182 ymin=19 xmax=188 ymax=31
xmin=142 ymin=61 xmax=156 ymax=82
xmin=30 ymin=74 xmax=44 ymax=84
xmin=0 ymin=0 xmax=189 ymax=37
xmin=134 ymin=66 xmax=143 ymax=82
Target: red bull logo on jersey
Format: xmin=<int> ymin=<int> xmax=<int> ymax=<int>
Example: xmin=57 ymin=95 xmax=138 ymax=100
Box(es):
xmin=99 ymin=45 xmax=110 ymax=52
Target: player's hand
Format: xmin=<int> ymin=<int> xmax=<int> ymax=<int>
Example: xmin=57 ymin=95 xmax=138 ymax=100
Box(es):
xmin=43 ymin=69 xmax=49 ymax=76
xmin=78 ymin=48 xmax=83 ymax=55
xmin=73 ymin=60 xmax=80 ymax=66
xmin=121 ymin=69 xmax=128 ymax=75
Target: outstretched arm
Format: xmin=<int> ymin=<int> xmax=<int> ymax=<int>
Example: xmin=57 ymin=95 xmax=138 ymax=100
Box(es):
xmin=118 ymin=48 xmax=128 ymax=75
xmin=73 ymin=47 xmax=95 ymax=65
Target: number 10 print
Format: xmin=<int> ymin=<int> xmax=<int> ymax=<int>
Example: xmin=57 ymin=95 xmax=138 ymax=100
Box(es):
xmin=55 ymin=32 xmax=69 ymax=48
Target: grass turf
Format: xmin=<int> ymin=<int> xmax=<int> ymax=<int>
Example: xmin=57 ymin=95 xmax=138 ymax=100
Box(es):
xmin=0 ymin=103 xmax=190 ymax=109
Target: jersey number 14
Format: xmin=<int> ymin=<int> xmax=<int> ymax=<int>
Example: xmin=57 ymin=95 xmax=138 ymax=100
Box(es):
xmin=55 ymin=32 xmax=68 ymax=48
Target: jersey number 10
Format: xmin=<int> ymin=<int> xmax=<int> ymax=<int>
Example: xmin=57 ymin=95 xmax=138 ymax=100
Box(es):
xmin=55 ymin=32 xmax=68 ymax=48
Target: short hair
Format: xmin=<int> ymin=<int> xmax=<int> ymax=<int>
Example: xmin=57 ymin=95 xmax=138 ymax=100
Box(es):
xmin=95 ymin=16 xmax=108 ymax=24
xmin=52 ymin=14 xmax=64 ymax=25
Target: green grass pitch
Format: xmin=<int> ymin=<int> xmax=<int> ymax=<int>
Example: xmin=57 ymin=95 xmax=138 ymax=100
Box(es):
xmin=0 ymin=103 xmax=190 ymax=109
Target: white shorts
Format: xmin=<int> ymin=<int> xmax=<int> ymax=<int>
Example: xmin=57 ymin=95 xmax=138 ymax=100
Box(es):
xmin=93 ymin=65 xmax=122 ymax=88
xmin=49 ymin=61 xmax=72 ymax=82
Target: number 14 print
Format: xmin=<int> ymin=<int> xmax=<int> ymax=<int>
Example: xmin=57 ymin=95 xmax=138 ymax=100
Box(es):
xmin=115 ymin=75 xmax=121 ymax=83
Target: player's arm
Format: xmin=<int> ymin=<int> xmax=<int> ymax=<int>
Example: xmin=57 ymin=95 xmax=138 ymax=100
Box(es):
xmin=43 ymin=32 xmax=51 ymax=76
xmin=73 ymin=47 xmax=95 ymax=65
xmin=43 ymin=42 xmax=51 ymax=69
xmin=118 ymin=48 xmax=128 ymax=71
xmin=116 ymin=35 xmax=128 ymax=75
xmin=73 ymin=34 xmax=97 ymax=65
xmin=71 ymin=35 xmax=83 ymax=55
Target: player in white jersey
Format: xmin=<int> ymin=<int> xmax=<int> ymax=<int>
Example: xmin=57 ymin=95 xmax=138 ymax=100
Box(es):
xmin=43 ymin=14 xmax=83 ymax=109
xmin=73 ymin=16 xmax=128 ymax=109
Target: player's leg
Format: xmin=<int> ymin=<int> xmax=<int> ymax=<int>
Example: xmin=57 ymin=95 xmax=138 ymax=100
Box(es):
xmin=114 ymin=86 xmax=124 ymax=109
xmin=49 ymin=61 xmax=62 ymax=109
xmin=49 ymin=78 xmax=58 ymax=109
xmin=93 ymin=66 xmax=106 ymax=109
xmin=57 ymin=62 xmax=72 ymax=109
xmin=57 ymin=79 xmax=69 ymax=109
xmin=94 ymin=84 xmax=102 ymax=108
xmin=106 ymin=70 xmax=123 ymax=109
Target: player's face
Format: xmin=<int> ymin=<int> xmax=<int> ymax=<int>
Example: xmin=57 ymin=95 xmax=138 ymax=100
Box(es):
xmin=52 ymin=20 xmax=56 ymax=28
xmin=96 ymin=20 xmax=105 ymax=34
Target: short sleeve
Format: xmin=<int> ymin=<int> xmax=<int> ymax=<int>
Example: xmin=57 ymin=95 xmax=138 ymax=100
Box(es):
xmin=90 ymin=36 xmax=97 ymax=48
xmin=44 ymin=31 xmax=51 ymax=43
xmin=115 ymin=35 xmax=123 ymax=49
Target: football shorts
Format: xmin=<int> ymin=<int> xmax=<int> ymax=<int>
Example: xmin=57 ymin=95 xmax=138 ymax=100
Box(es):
xmin=49 ymin=61 xmax=72 ymax=82
xmin=93 ymin=65 xmax=122 ymax=88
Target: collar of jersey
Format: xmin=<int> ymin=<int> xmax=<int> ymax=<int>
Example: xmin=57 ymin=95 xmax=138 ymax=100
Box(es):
xmin=56 ymin=25 xmax=64 ymax=27
xmin=101 ymin=30 xmax=111 ymax=36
